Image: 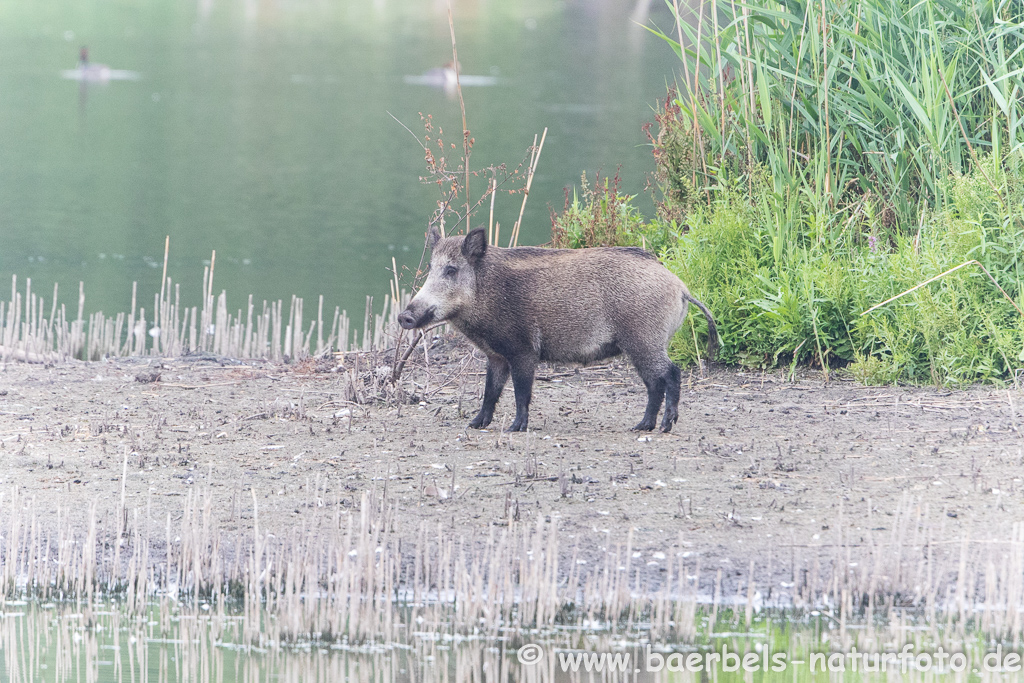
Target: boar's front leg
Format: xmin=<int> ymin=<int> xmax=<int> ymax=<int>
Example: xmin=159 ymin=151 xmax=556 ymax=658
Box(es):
xmin=507 ymin=355 xmax=537 ymax=432
xmin=468 ymin=356 xmax=510 ymax=429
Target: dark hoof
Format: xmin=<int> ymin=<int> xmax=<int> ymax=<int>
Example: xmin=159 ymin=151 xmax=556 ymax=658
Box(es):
xmin=631 ymin=420 xmax=656 ymax=432
xmin=506 ymin=418 xmax=528 ymax=432
xmin=660 ymin=410 xmax=678 ymax=432
xmin=468 ymin=412 xmax=493 ymax=429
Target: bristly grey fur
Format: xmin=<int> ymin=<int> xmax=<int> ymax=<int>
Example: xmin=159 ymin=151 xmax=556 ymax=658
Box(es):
xmin=399 ymin=228 xmax=719 ymax=433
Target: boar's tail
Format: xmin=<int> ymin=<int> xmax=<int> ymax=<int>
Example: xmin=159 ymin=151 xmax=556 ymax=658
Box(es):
xmin=684 ymin=293 xmax=719 ymax=361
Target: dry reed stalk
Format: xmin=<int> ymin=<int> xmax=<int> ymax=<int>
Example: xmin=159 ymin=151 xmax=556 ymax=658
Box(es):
xmin=711 ymin=0 xmax=724 ymax=157
xmin=1 ymin=475 xmax=1019 ymax=648
xmin=820 ymin=0 xmax=833 ymax=205
xmin=446 ymin=0 xmax=471 ymax=233
xmin=0 ymin=247 xmax=411 ymax=363
xmin=509 ymin=128 xmax=547 ymax=248
xmin=487 ymin=177 xmax=497 ymax=245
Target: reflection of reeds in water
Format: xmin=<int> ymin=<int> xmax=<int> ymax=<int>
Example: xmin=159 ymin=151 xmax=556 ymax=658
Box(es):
xmin=0 ymin=245 xmax=409 ymax=363
xmin=0 ymin=485 xmax=666 ymax=644
xmin=0 ymin=598 xmax=1001 ymax=683
xmin=3 ymin=485 xmax=1024 ymax=652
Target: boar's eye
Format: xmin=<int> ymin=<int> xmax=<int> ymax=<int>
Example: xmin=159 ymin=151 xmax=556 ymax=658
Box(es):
xmin=443 ymin=265 xmax=458 ymax=278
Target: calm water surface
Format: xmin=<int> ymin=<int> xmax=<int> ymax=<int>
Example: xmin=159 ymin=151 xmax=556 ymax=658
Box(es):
xmin=0 ymin=0 xmax=683 ymax=326
xmin=0 ymin=600 xmax=987 ymax=683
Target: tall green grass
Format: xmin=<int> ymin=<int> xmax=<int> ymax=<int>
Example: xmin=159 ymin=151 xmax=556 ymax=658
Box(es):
xmin=552 ymin=0 xmax=1024 ymax=383
xmin=664 ymin=155 xmax=1024 ymax=384
xmin=647 ymin=0 xmax=1024 ymax=383
xmin=650 ymin=0 xmax=1024 ymax=231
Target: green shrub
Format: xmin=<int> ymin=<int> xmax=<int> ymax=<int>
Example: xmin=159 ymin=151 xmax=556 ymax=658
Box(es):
xmin=550 ymin=171 xmax=678 ymax=254
xmin=662 ymin=185 xmax=857 ymax=372
xmin=662 ymin=154 xmax=1024 ymax=384
xmin=548 ymin=0 xmax=1024 ymax=384
xmin=849 ymin=156 xmax=1024 ymax=384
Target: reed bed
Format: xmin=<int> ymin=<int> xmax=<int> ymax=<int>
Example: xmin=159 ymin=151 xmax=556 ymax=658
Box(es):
xmin=1 ymin=479 xmax=1024 ymax=649
xmin=0 ymin=249 xmax=409 ymax=365
xmin=656 ymin=0 xmax=1024 ymax=231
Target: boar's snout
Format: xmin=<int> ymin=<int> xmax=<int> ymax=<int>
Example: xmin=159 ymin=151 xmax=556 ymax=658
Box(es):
xmin=398 ymin=305 xmax=435 ymax=330
xmin=397 ymin=310 xmax=417 ymax=329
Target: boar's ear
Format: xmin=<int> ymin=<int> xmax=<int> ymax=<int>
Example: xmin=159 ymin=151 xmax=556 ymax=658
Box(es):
xmin=426 ymin=225 xmax=442 ymax=249
xmin=461 ymin=228 xmax=487 ymax=265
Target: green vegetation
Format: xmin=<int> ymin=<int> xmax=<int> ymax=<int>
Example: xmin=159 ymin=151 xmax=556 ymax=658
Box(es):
xmin=665 ymin=159 xmax=1024 ymax=384
xmin=550 ymin=171 xmax=679 ymax=254
xmin=555 ymin=0 xmax=1024 ymax=384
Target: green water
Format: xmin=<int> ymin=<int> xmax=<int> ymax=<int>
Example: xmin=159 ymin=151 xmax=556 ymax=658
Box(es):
xmin=0 ymin=0 xmax=682 ymax=326
xmin=0 ymin=601 xmax=1001 ymax=682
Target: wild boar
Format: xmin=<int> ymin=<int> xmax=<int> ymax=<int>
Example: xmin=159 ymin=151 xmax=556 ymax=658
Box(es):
xmin=397 ymin=227 xmax=719 ymax=433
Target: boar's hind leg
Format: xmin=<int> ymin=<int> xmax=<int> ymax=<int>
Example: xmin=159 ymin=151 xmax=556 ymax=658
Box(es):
xmin=631 ymin=353 xmax=677 ymax=432
xmin=632 ymin=375 xmax=665 ymax=431
xmin=507 ymin=356 xmax=537 ymax=432
xmin=469 ymin=356 xmax=511 ymax=429
xmin=659 ymin=364 xmax=682 ymax=432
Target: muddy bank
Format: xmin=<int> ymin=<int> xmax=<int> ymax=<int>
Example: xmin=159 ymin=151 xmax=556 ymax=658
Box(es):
xmin=1 ymin=337 xmax=1021 ymax=602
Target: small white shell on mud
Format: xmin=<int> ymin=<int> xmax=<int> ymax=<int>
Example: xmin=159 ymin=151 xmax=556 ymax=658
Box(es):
xmin=423 ymin=484 xmax=448 ymax=499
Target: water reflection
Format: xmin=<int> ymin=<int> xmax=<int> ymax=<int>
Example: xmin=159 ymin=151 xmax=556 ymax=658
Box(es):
xmin=60 ymin=48 xmax=141 ymax=84
xmin=61 ymin=46 xmax=142 ymax=115
xmin=403 ymin=62 xmax=498 ymax=98
xmin=3 ymin=0 xmax=686 ymax=323
xmin=0 ymin=601 xmax=993 ymax=683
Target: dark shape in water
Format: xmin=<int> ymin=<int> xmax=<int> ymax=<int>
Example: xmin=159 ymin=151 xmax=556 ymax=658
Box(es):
xmin=61 ymin=46 xmax=141 ymax=83
xmin=403 ymin=61 xmax=496 ymax=96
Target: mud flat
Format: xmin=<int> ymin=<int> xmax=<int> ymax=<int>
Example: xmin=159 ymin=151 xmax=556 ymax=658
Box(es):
xmin=1 ymin=336 xmax=1022 ymax=604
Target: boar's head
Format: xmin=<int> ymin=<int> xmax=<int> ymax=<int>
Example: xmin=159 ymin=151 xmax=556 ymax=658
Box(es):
xmin=398 ymin=227 xmax=486 ymax=330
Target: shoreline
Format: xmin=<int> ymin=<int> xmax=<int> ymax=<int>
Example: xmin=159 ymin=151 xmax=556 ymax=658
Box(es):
xmin=0 ymin=335 xmax=1020 ymax=624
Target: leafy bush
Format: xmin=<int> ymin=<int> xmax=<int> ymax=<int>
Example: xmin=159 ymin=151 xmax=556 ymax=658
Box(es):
xmin=662 ymin=180 xmax=857 ymax=373
xmin=548 ymin=0 xmax=1024 ymax=384
xmin=664 ymin=154 xmax=1024 ymax=384
xmin=550 ymin=171 xmax=678 ymax=254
